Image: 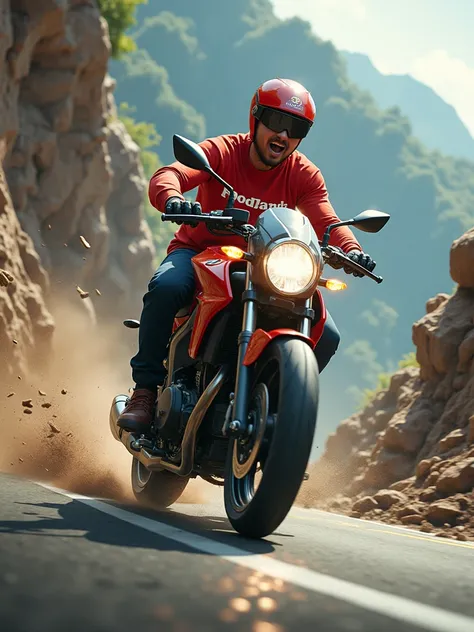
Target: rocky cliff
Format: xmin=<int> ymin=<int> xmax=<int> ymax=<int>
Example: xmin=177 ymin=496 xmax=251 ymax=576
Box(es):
xmin=304 ymin=229 xmax=474 ymax=541
xmin=0 ymin=0 xmax=154 ymax=376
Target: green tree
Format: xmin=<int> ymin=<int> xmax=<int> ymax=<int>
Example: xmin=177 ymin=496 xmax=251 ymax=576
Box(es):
xmin=118 ymin=102 xmax=161 ymax=176
xmin=97 ymin=0 xmax=146 ymax=58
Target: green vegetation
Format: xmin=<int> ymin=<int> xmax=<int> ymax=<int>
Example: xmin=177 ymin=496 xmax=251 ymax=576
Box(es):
xmin=97 ymin=0 xmax=146 ymax=57
xmin=118 ymin=102 xmax=161 ymax=176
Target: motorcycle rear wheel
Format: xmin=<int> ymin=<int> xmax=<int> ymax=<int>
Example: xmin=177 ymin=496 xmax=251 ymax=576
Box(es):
xmin=131 ymin=458 xmax=189 ymax=509
xmin=224 ymin=337 xmax=319 ymax=538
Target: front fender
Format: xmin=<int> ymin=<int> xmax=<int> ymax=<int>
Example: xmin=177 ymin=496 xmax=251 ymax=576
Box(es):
xmin=242 ymin=328 xmax=315 ymax=366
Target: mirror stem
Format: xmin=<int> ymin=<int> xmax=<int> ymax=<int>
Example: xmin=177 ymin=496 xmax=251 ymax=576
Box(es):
xmin=210 ymin=170 xmax=235 ymax=208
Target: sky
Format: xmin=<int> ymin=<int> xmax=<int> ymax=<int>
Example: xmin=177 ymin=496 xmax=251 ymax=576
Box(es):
xmin=271 ymin=0 xmax=474 ymax=137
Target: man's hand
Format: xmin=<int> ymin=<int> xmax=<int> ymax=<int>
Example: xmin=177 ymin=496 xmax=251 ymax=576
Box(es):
xmin=164 ymin=197 xmax=202 ymax=226
xmin=345 ymin=249 xmax=376 ymax=277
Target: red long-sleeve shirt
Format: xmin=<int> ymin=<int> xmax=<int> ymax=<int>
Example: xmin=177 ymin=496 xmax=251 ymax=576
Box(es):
xmin=149 ymin=133 xmax=361 ymax=255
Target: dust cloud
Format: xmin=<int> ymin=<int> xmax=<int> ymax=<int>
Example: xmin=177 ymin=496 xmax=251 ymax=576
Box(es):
xmin=0 ymin=297 xmax=216 ymax=507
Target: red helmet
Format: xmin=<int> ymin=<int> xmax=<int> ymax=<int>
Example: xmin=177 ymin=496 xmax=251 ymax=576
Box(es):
xmin=249 ymin=78 xmax=316 ymax=139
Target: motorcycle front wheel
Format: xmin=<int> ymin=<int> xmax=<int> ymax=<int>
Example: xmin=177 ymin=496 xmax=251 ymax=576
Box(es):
xmin=224 ymin=337 xmax=319 ymax=538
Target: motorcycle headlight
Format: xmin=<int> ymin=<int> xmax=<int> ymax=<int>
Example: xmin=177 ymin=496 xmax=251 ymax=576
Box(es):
xmin=265 ymin=242 xmax=319 ymax=296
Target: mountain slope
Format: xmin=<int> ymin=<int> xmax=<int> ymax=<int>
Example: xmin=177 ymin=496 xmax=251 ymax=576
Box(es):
xmin=343 ymin=51 xmax=474 ymax=161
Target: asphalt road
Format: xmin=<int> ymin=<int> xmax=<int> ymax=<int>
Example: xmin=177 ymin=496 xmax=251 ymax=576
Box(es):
xmin=1 ymin=472 xmax=474 ymax=632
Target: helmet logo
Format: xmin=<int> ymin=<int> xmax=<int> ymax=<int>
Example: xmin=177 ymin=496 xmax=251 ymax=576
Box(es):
xmin=285 ymin=95 xmax=304 ymax=112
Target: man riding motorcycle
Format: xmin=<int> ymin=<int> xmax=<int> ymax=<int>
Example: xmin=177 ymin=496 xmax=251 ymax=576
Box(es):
xmin=117 ymin=77 xmax=376 ymax=434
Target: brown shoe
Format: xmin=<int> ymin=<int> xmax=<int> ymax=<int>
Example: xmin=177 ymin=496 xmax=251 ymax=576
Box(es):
xmin=117 ymin=388 xmax=156 ymax=434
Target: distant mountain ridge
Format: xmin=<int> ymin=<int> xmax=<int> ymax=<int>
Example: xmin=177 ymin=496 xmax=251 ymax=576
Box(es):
xmin=342 ymin=51 xmax=474 ymax=161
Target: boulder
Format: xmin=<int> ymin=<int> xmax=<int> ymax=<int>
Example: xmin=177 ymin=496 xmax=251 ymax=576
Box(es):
xmin=437 ymin=429 xmax=466 ymax=452
xmin=389 ymin=477 xmax=415 ymax=491
xmin=436 ymin=459 xmax=474 ymax=495
xmin=412 ymin=290 xmax=474 ymax=380
xmin=400 ymin=514 xmax=424 ymax=525
xmin=352 ymin=496 xmax=378 ymax=514
xmin=426 ymin=500 xmax=462 ymax=526
xmin=450 ymin=228 xmax=474 ymax=288
xmin=396 ymin=504 xmax=423 ymax=518
xmin=382 ymin=404 xmax=433 ymax=454
xmin=416 ymin=458 xmax=436 ymax=479
xmin=373 ymin=489 xmax=407 ymax=510
xmin=426 ymin=293 xmax=450 ymax=314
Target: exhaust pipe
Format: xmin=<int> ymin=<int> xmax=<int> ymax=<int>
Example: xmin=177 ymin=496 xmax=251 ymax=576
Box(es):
xmin=110 ymin=394 xmax=129 ymax=441
xmin=117 ymin=366 xmax=228 ymax=477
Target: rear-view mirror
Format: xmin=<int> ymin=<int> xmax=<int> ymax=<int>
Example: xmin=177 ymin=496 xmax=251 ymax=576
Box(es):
xmin=173 ymin=134 xmax=211 ymax=172
xmin=351 ymin=209 xmax=390 ymax=233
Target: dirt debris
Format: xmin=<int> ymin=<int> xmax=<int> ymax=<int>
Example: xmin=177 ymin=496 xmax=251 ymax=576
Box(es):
xmin=79 ymin=235 xmax=91 ymax=249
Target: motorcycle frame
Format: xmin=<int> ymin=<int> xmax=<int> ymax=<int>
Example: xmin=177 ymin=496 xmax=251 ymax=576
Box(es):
xmin=165 ymin=245 xmax=327 ymax=436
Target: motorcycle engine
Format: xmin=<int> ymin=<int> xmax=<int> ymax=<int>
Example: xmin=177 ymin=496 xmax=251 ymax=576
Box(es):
xmin=155 ymin=381 xmax=197 ymax=442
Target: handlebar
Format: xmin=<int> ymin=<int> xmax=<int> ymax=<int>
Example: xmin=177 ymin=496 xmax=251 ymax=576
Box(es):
xmin=162 ymin=211 xmax=383 ymax=283
xmin=161 ymin=208 xmax=250 ymax=226
xmin=322 ymin=245 xmax=383 ymax=284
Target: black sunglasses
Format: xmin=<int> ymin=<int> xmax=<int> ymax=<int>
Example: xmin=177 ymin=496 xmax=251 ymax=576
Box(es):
xmin=254 ymin=105 xmax=312 ymax=139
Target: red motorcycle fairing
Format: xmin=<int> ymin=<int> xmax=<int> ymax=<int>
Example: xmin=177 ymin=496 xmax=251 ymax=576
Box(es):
xmin=242 ymin=289 xmax=327 ymax=367
xmin=309 ymin=288 xmax=327 ymax=346
xmin=185 ymin=247 xmax=236 ymax=359
xmin=243 ymin=329 xmax=315 ymax=366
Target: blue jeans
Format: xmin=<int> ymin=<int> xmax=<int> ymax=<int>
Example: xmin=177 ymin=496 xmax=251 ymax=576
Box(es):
xmin=131 ymin=248 xmax=341 ymax=388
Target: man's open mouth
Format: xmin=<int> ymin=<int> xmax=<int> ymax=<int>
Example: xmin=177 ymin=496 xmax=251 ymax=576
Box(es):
xmin=269 ymin=141 xmax=286 ymax=155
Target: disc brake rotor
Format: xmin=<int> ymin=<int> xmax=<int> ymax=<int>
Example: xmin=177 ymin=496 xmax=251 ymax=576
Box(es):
xmin=232 ymin=383 xmax=269 ymax=480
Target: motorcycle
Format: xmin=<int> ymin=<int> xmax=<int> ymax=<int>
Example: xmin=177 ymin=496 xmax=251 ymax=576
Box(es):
xmin=110 ymin=134 xmax=390 ymax=539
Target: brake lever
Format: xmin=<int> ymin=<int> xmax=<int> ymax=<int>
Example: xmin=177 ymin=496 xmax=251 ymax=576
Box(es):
xmin=322 ymin=246 xmax=383 ymax=284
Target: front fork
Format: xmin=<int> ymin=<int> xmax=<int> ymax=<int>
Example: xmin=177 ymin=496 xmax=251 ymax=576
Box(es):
xmin=226 ymin=265 xmax=312 ymax=437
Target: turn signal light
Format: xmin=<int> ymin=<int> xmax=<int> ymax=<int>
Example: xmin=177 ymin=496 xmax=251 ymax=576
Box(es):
xmin=221 ymin=246 xmax=245 ymax=259
xmin=323 ymin=278 xmax=347 ymax=291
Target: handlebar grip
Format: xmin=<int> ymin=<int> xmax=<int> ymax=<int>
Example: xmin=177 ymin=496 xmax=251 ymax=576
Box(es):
xmin=161 ymin=213 xmax=203 ymax=223
xmin=324 ymin=247 xmax=383 ymax=283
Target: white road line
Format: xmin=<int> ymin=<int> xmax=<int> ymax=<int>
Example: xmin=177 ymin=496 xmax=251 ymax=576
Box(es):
xmin=39 ymin=483 xmax=474 ymax=632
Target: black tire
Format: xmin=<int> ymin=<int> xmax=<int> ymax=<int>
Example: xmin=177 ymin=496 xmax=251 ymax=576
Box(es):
xmin=224 ymin=337 xmax=319 ymax=538
xmin=131 ymin=458 xmax=189 ymax=509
